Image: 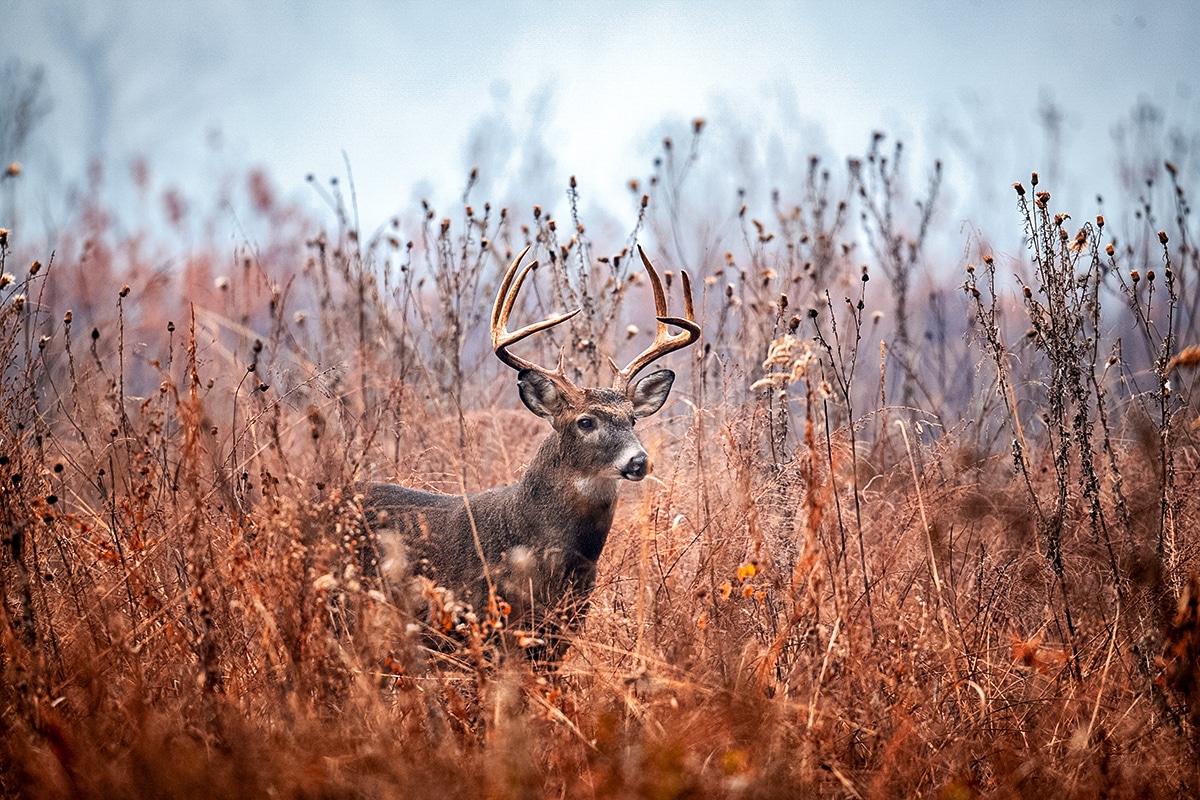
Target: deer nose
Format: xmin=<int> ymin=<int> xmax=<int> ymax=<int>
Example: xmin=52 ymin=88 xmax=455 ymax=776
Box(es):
xmin=621 ymin=452 xmax=650 ymax=481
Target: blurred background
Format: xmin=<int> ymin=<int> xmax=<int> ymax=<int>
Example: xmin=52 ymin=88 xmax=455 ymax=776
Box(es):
xmin=2 ymin=0 xmax=1197 ymax=259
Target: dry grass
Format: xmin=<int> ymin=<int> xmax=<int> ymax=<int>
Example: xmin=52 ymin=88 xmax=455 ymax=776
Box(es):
xmin=2 ymin=134 xmax=1199 ymax=798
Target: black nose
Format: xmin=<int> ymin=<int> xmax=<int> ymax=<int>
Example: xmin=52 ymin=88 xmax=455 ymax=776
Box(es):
xmin=621 ymin=453 xmax=649 ymax=481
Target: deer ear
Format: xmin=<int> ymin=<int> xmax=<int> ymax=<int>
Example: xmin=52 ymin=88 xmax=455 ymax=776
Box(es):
xmin=518 ymin=369 xmax=568 ymax=419
xmin=629 ymin=369 xmax=675 ymax=418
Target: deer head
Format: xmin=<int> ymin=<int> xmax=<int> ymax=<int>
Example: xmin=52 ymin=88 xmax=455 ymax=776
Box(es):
xmin=491 ymin=245 xmax=700 ymax=490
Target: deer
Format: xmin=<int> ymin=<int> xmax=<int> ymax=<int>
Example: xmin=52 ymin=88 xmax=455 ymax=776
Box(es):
xmin=358 ymin=244 xmax=700 ymax=659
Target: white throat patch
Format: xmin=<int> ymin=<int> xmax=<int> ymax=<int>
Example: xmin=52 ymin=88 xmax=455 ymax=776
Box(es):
xmin=574 ymin=476 xmax=617 ymax=497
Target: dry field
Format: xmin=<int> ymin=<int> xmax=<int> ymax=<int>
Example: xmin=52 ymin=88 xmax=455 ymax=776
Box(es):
xmin=2 ymin=131 xmax=1199 ymax=797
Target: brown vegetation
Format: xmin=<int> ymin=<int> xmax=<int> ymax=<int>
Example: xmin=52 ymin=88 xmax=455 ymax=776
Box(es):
xmin=2 ymin=128 xmax=1199 ymax=797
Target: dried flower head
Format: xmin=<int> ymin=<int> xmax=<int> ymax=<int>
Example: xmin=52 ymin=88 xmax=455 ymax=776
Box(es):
xmin=751 ymin=335 xmax=820 ymax=391
xmin=1070 ymin=228 xmax=1087 ymax=252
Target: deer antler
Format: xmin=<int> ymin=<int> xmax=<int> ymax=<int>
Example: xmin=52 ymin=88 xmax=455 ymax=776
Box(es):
xmin=491 ymin=245 xmax=581 ymax=378
xmin=610 ymin=246 xmax=702 ymax=393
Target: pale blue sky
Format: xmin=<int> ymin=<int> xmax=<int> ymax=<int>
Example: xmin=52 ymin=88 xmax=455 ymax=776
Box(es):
xmin=2 ymin=0 xmax=1197 ymax=245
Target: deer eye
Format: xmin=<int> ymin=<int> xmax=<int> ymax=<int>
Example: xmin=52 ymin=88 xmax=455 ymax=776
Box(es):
xmin=576 ymin=417 xmax=595 ymax=431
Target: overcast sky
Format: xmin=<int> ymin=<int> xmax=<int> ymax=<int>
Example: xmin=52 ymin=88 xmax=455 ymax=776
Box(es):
xmin=2 ymin=0 xmax=1197 ymax=247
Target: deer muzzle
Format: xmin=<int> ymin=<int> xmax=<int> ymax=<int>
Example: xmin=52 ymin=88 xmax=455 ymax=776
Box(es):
xmin=620 ymin=452 xmax=651 ymax=481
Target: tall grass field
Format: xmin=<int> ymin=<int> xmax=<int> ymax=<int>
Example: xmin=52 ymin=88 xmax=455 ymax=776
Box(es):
xmin=2 ymin=124 xmax=1199 ymax=797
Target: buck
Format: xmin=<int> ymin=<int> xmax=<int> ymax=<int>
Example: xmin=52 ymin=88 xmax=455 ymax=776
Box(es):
xmin=360 ymin=245 xmax=699 ymax=658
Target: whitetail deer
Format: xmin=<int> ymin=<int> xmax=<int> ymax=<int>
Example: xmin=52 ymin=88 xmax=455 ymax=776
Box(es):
xmin=360 ymin=245 xmax=699 ymax=658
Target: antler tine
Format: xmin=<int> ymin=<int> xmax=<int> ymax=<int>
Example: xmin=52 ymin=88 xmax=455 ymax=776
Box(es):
xmin=611 ymin=246 xmax=702 ymax=392
xmin=491 ymin=245 xmax=581 ymax=374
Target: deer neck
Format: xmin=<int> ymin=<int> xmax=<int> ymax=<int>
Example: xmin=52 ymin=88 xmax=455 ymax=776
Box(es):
xmin=519 ymin=436 xmax=619 ymax=559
